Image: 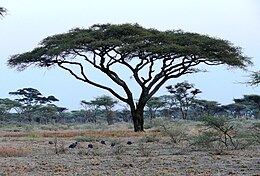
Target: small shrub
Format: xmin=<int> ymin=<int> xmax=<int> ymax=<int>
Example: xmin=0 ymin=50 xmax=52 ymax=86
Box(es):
xmin=160 ymin=121 xmax=188 ymax=144
xmin=191 ymin=131 xmax=226 ymax=154
xmin=199 ymin=115 xmax=254 ymax=150
xmin=53 ymin=137 xmax=66 ymax=155
xmin=138 ymin=142 xmax=151 ymax=157
xmin=192 ymin=131 xmax=220 ymax=148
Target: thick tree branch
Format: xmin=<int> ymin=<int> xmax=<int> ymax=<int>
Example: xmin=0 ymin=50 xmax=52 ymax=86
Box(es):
xmin=56 ymin=60 xmax=129 ymax=103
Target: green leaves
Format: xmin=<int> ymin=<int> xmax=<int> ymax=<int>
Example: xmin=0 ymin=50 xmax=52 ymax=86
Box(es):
xmin=0 ymin=7 xmax=7 ymax=17
xmin=9 ymin=88 xmax=59 ymax=105
xmin=8 ymin=23 xmax=251 ymax=71
xmin=247 ymin=71 xmax=260 ymax=86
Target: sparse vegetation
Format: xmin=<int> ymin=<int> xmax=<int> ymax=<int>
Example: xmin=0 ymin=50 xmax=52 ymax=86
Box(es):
xmin=0 ymin=121 xmax=259 ymax=175
xmin=138 ymin=142 xmax=151 ymax=157
xmin=111 ymin=143 xmax=125 ymax=155
xmin=192 ymin=116 xmax=255 ymax=152
xmin=160 ymin=120 xmax=189 ymax=145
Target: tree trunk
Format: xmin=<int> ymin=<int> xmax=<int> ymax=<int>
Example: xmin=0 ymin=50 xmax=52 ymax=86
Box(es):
xmin=107 ymin=110 xmax=114 ymax=125
xmin=131 ymin=106 xmax=145 ymax=132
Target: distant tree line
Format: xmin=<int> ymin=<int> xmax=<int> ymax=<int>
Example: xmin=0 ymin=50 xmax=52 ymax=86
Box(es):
xmin=1 ymin=82 xmax=260 ymax=125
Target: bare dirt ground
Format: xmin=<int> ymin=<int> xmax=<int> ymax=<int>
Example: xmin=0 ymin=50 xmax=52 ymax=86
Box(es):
xmin=0 ymin=123 xmax=259 ymax=176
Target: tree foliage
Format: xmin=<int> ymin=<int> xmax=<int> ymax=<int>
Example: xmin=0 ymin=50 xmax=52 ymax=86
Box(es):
xmin=200 ymin=116 xmax=249 ymax=150
xmin=0 ymin=7 xmax=7 ymax=17
xmin=7 ymin=23 xmax=252 ymax=131
xmin=145 ymin=97 xmax=165 ymax=119
xmin=82 ymin=95 xmax=117 ymax=125
xmin=9 ymin=88 xmax=59 ymax=123
xmin=9 ymin=88 xmax=58 ymax=105
xmin=233 ymin=94 xmax=260 ymax=118
xmin=166 ymin=81 xmax=201 ymax=119
xmin=0 ymin=98 xmax=21 ymax=120
xmin=247 ymin=71 xmax=260 ymax=86
xmin=193 ymin=99 xmax=223 ymax=117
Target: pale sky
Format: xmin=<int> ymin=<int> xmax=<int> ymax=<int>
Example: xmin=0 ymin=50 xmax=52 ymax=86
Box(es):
xmin=1 ymin=0 xmax=260 ymax=110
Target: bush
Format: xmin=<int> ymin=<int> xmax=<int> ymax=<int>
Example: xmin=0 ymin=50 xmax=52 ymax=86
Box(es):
xmin=138 ymin=142 xmax=151 ymax=157
xmin=192 ymin=131 xmax=219 ymax=148
xmin=160 ymin=121 xmax=189 ymax=144
xmin=198 ymin=115 xmax=253 ymax=150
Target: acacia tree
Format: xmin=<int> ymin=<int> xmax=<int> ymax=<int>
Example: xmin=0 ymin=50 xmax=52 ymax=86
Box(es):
xmin=90 ymin=95 xmax=117 ymax=125
xmin=80 ymin=100 xmax=99 ymax=123
xmin=0 ymin=98 xmax=21 ymax=121
xmin=166 ymin=81 xmax=202 ymax=119
xmin=9 ymin=88 xmax=59 ymax=123
xmin=7 ymin=23 xmax=251 ymax=131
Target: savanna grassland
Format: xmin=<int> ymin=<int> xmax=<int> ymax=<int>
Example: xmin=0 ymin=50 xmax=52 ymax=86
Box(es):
xmin=0 ymin=120 xmax=259 ymax=176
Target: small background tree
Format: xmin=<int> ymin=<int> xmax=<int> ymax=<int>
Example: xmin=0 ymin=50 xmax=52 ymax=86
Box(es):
xmin=80 ymin=100 xmax=99 ymax=123
xmin=145 ymin=97 xmax=165 ymax=119
xmin=0 ymin=98 xmax=21 ymax=121
xmin=166 ymin=81 xmax=201 ymax=119
xmin=192 ymin=99 xmax=223 ymax=118
xmin=9 ymin=88 xmax=59 ymax=123
xmin=234 ymin=95 xmax=260 ymax=119
xmin=83 ymin=95 xmax=117 ymax=125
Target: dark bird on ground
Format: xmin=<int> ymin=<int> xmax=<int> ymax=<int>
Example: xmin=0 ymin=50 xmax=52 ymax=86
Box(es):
xmin=88 ymin=144 xmax=93 ymax=149
xmin=111 ymin=142 xmax=116 ymax=147
xmin=48 ymin=141 xmax=54 ymax=145
xmin=127 ymin=141 xmax=132 ymax=145
xmin=100 ymin=140 xmax=106 ymax=145
xmin=69 ymin=142 xmax=78 ymax=148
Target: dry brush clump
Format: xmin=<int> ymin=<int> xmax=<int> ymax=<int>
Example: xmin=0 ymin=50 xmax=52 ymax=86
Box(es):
xmin=191 ymin=116 xmax=256 ymax=153
xmin=0 ymin=146 xmax=31 ymax=157
xmin=160 ymin=120 xmax=190 ymax=146
xmin=251 ymin=121 xmax=260 ymax=144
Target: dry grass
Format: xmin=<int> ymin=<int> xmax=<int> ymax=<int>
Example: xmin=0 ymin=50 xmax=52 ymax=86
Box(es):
xmin=0 ymin=146 xmax=31 ymax=157
xmin=3 ymin=129 xmax=153 ymax=139
xmin=0 ymin=121 xmax=259 ymax=175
